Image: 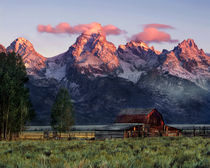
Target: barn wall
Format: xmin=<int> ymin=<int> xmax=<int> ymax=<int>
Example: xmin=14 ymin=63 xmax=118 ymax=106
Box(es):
xmin=146 ymin=109 xmax=165 ymax=128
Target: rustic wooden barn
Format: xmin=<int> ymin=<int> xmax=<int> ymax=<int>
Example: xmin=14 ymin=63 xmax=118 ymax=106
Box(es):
xmin=115 ymin=108 xmax=181 ymax=137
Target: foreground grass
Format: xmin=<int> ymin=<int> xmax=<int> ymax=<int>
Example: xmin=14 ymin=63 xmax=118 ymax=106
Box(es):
xmin=0 ymin=137 xmax=209 ymax=168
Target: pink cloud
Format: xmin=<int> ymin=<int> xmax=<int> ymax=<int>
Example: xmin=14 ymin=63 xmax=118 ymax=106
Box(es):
xmin=144 ymin=24 xmax=174 ymax=29
xmin=37 ymin=24 xmax=55 ymax=33
xmin=103 ymin=25 xmax=126 ymax=35
xmin=131 ymin=23 xmax=178 ymax=43
xmin=37 ymin=22 xmax=125 ymax=36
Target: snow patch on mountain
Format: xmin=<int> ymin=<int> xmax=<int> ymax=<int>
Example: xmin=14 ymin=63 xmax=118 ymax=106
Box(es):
xmin=45 ymin=53 xmax=67 ymax=80
xmin=118 ymin=59 xmax=143 ymax=83
xmin=117 ymin=41 xmax=160 ymax=83
xmin=161 ymin=51 xmax=195 ymax=80
xmin=45 ymin=64 xmax=66 ymax=80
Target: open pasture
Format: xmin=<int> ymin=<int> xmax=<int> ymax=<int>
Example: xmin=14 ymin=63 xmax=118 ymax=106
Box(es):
xmin=0 ymin=137 xmax=209 ymax=168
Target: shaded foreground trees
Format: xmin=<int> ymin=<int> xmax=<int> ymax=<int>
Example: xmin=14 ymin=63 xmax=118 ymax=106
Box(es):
xmin=0 ymin=52 xmax=34 ymax=140
xmin=51 ymin=88 xmax=74 ymax=133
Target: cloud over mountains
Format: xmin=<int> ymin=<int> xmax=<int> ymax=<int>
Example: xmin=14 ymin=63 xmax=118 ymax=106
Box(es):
xmin=131 ymin=24 xmax=178 ymax=43
xmin=37 ymin=22 xmax=178 ymax=44
xmin=37 ymin=22 xmax=126 ymax=36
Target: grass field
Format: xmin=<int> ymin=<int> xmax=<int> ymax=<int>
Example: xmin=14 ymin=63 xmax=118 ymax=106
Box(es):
xmin=0 ymin=137 xmax=209 ymax=168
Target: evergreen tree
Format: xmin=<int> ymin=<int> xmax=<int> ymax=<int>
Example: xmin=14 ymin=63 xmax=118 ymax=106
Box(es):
xmin=51 ymin=88 xmax=74 ymax=133
xmin=0 ymin=52 xmax=34 ymax=140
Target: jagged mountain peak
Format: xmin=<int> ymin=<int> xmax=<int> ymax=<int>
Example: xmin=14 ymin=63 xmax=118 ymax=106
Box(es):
xmin=182 ymin=38 xmax=196 ymax=46
xmin=174 ymin=39 xmax=207 ymax=56
xmin=161 ymin=39 xmax=210 ymax=86
xmin=117 ymin=40 xmax=160 ymax=61
xmin=173 ymin=38 xmax=209 ymax=60
xmin=7 ymin=37 xmax=34 ymax=53
xmin=7 ymin=37 xmax=46 ymax=74
xmin=118 ymin=40 xmax=160 ymax=55
xmin=177 ymin=38 xmax=199 ymax=51
xmin=127 ymin=40 xmax=149 ymax=49
xmin=72 ymin=32 xmax=116 ymax=54
xmin=65 ymin=32 xmax=119 ymax=75
xmin=186 ymin=38 xmax=196 ymax=45
xmin=45 ymin=32 xmax=119 ymax=80
xmin=0 ymin=44 xmax=6 ymax=53
xmin=15 ymin=37 xmax=32 ymax=45
xmin=79 ymin=32 xmax=106 ymax=41
xmin=119 ymin=40 xmax=149 ymax=51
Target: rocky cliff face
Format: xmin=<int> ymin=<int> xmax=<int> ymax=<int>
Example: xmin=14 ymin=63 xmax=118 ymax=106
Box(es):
xmin=4 ymin=36 xmax=210 ymax=125
xmin=117 ymin=41 xmax=161 ymax=83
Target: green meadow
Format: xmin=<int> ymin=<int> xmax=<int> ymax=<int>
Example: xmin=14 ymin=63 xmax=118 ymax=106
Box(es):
xmin=0 ymin=137 xmax=209 ymax=168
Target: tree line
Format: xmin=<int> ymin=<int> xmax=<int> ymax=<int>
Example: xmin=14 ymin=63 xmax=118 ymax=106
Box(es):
xmin=0 ymin=51 xmax=74 ymax=140
xmin=0 ymin=52 xmax=34 ymax=140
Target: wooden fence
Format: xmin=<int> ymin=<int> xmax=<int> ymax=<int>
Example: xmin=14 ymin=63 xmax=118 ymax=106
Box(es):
xmin=19 ymin=131 xmax=95 ymax=140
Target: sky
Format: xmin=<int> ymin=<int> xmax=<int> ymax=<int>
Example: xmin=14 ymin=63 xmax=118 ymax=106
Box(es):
xmin=0 ymin=0 xmax=210 ymax=57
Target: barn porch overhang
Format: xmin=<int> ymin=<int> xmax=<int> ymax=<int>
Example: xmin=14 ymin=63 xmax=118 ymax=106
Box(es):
xmin=70 ymin=123 xmax=144 ymax=132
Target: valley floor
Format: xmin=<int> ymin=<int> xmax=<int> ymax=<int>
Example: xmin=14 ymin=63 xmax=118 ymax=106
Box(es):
xmin=0 ymin=137 xmax=209 ymax=168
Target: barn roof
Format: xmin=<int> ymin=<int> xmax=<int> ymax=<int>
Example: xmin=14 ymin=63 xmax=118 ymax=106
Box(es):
xmin=119 ymin=108 xmax=155 ymax=115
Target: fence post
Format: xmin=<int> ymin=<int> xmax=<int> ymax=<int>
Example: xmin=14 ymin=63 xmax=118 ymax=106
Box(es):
xmin=193 ymin=126 xmax=195 ymax=137
xmin=203 ymin=126 xmax=206 ymax=137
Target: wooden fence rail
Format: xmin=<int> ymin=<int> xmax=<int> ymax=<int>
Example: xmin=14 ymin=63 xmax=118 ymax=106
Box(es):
xmin=19 ymin=131 xmax=95 ymax=140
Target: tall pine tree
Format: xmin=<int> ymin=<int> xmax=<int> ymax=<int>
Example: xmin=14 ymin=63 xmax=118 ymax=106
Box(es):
xmin=51 ymin=88 xmax=74 ymax=133
xmin=0 ymin=52 xmax=34 ymax=140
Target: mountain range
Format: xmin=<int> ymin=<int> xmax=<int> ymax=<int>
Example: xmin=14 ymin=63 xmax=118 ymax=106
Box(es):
xmin=1 ymin=32 xmax=210 ymax=125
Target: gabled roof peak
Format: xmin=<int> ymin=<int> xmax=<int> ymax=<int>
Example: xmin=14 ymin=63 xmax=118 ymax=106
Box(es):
xmin=119 ymin=108 xmax=156 ymax=115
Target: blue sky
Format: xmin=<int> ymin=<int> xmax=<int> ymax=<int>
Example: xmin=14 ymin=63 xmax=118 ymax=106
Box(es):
xmin=0 ymin=0 xmax=210 ymax=57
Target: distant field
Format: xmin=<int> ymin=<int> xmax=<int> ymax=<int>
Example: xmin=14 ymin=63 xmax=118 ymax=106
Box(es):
xmin=0 ymin=137 xmax=209 ymax=168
